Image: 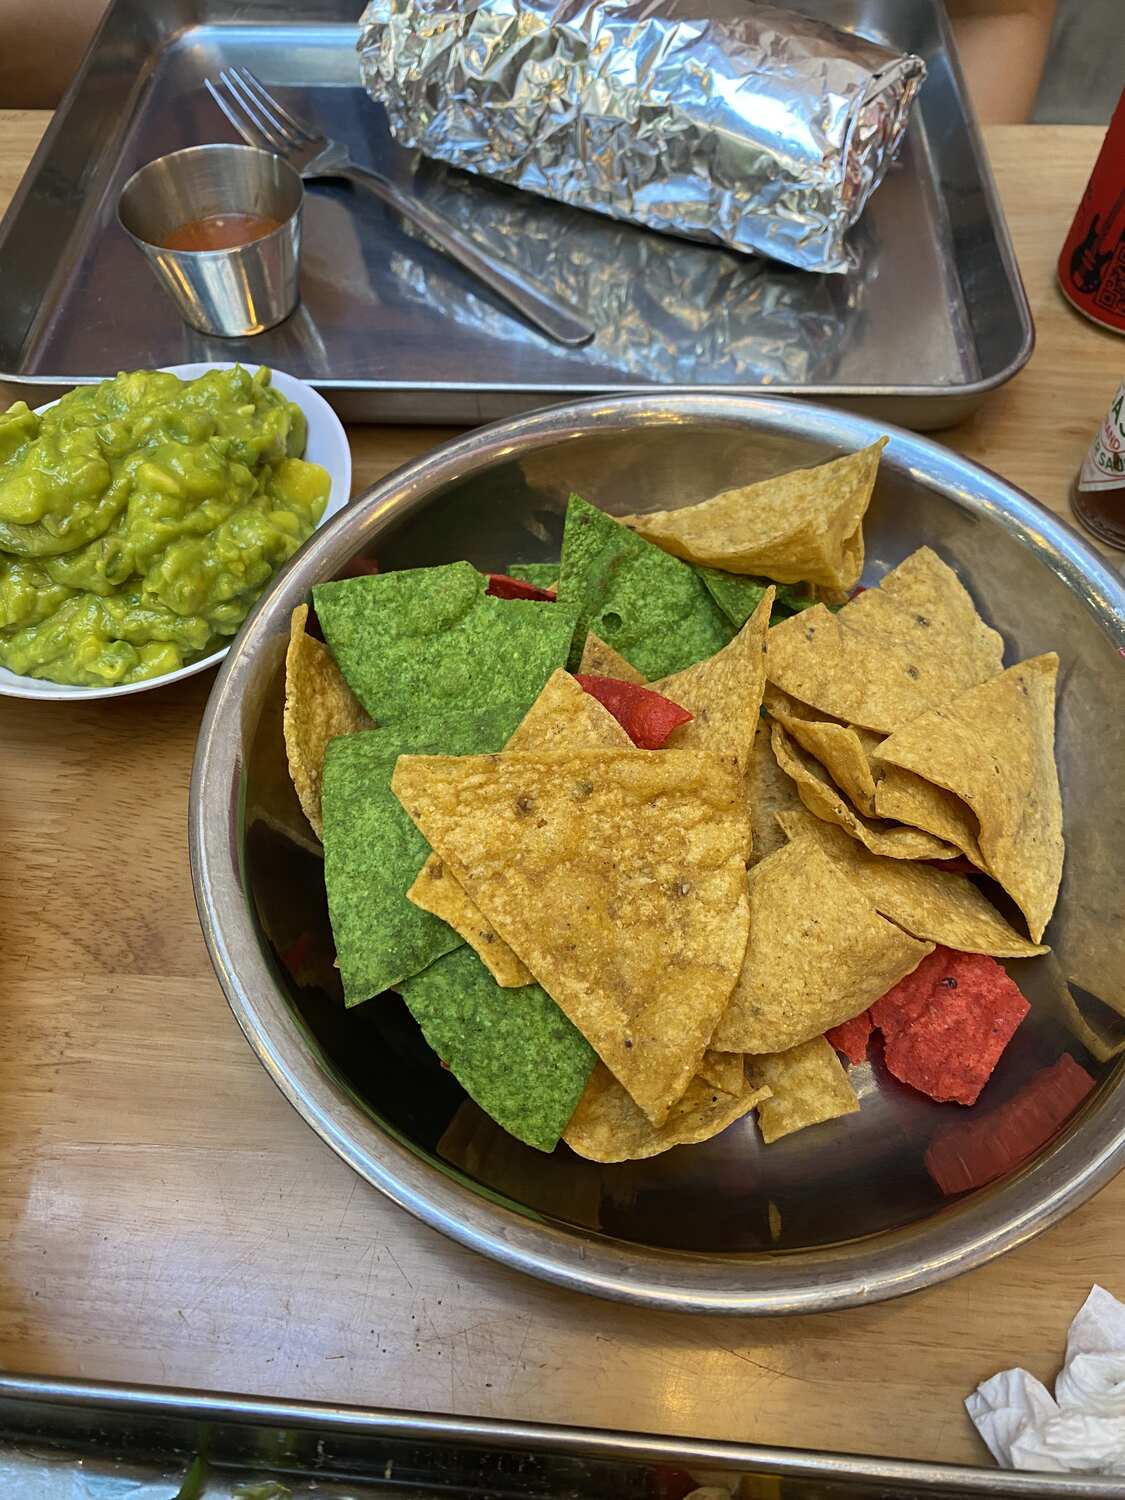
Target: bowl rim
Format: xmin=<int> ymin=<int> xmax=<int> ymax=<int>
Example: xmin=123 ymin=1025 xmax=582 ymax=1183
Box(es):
xmin=190 ymin=390 xmax=1125 ymax=1315
xmin=0 ymin=361 xmax=351 ymax=702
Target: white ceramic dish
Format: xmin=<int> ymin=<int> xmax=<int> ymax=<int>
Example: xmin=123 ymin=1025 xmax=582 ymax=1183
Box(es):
xmin=0 ymin=362 xmax=351 ymax=701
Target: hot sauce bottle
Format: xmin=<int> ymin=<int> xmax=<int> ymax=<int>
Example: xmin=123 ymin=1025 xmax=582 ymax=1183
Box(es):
xmin=1059 ymin=89 xmax=1125 ymax=334
xmin=1071 ymin=379 xmax=1125 ymax=549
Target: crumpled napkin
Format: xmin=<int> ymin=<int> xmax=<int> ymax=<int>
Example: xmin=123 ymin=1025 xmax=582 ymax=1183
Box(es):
xmin=967 ymin=1285 xmax=1125 ymax=1474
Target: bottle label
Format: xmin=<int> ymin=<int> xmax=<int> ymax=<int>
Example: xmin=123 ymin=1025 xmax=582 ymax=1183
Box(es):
xmin=1058 ymin=87 xmax=1125 ymax=333
xmin=1078 ymin=380 xmax=1125 ymax=491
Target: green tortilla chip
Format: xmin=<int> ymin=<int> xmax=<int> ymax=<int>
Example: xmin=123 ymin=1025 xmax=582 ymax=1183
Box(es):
xmin=313 ymin=562 xmax=579 ymax=723
xmin=507 ymin=562 xmax=561 ymax=588
xmin=557 ymin=494 xmax=732 ymax=677
xmin=695 ymin=566 xmax=813 ymax=629
xmin=322 ymin=703 xmax=523 ymax=1006
xmin=400 ymin=946 xmax=597 ymax=1152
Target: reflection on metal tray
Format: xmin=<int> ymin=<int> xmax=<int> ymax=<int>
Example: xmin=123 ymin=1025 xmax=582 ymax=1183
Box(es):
xmin=0 ymin=0 xmax=1030 ymax=429
xmin=3 ymin=1373 xmax=1125 ymax=1498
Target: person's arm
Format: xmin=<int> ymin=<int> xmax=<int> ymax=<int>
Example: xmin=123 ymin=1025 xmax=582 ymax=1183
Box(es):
xmin=0 ymin=0 xmax=109 ymax=108
xmin=945 ymin=0 xmax=1058 ymax=124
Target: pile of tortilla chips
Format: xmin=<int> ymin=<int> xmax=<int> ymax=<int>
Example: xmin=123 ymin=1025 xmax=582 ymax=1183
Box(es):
xmin=279 ymin=442 xmax=1076 ymax=1170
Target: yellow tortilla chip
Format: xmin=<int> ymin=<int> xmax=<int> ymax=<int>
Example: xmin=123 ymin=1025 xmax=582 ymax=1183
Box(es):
xmin=283 ymin=603 xmax=372 ymax=838
xmin=747 ymin=718 xmax=803 ymax=865
xmin=504 ymin=668 xmax=633 ymax=753
xmin=712 ymin=835 xmax=932 ymax=1053
xmin=578 ymin=631 xmax=646 ymax=684
xmin=764 ymin=685 xmax=880 ymax=816
xmin=407 ymin=859 xmax=534 ymax=987
xmin=767 ymin=1201 xmax=783 ymax=1242
xmin=765 ymin=547 xmax=1004 ymax=733
xmin=620 ymin=440 xmax=886 ymax=591
xmin=764 ymin=684 xmax=985 ymax=864
xmin=406 ymin=669 xmax=630 ymax=986
xmin=393 ymin=748 xmax=751 ymax=1125
xmin=751 ymin=1037 xmax=860 ymax=1144
xmin=875 ymin=654 xmax=1063 ymax=942
xmin=564 ymin=1062 xmax=768 ymax=1162
xmin=775 ymin=809 xmax=1047 ymax=957
xmin=698 ymin=1050 xmax=745 ymax=1094
xmin=651 ymin=588 xmax=773 ymax=773
xmin=770 ymin=722 xmax=958 ymax=860
xmin=873 ymin=764 xmax=985 ymax=869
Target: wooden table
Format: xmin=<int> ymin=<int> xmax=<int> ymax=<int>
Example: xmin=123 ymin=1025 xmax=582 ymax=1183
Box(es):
xmin=2 ymin=116 xmax=1123 ymax=1470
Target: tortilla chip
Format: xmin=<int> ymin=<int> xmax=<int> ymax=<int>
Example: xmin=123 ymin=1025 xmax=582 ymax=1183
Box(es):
xmin=826 ymin=1011 xmax=873 ymax=1066
xmin=764 ymin=685 xmax=880 ymax=816
xmin=407 ymin=669 xmax=630 ymax=986
xmin=925 ymin=1054 xmax=1095 ymax=1195
xmin=408 ymin=858 xmax=533 ymax=988
xmin=775 ymin=809 xmax=1048 ymax=958
xmin=870 ymin=947 xmax=1030 ymax=1106
xmin=751 ymin=1037 xmax=860 ymax=1144
xmin=694 ymin=566 xmax=814 ymax=629
xmin=322 ymin=703 xmax=525 ymax=1006
xmin=507 ymin=562 xmax=561 ymax=589
xmin=564 ymin=1062 xmax=767 ymax=1162
xmin=770 ymin=722 xmax=958 ymax=861
xmin=747 ymin=719 xmax=803 ymax=865
xmin=712 ymin=836 xmax=932 ymax=1053
xmin=578 ymin=631 xmax=647 ymax=684
xmin=765 ymin=547 xmax=1004 ymax=733
xmin=875 ymin=654 xmax=1063 ymax=942
xmin=486 ymin=572 xmax=556 ymax=600
xmin=698 ymin=1050 xmax=745 ymax=1094
xmin=503 ymin=668 xmax=633 ymax=753
xmin=283 ymin=603 xmax=372 ymax=838
xmin=400 ymin=947 xmax=595 ymax=1152
xmin=651 ymin=589 xmax=773 ymax=775
xmin=557 ymin=494 xmax=732 ymax=678
xmin=873 ymin=764 xmax=985 ymax=869
xmin=313 ymin=561 xmax=578 ymax=722
xmin=621 ymin=440 xmax=886 ymax=592
xmin=575 ymin=675 xmax=693 ymax=748
xmin=392 ymin=748 xmax=750 ymax=1125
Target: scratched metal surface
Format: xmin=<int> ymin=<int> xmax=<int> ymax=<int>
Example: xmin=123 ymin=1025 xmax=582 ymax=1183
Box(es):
xmin=0 ymin=0 xmax=1030 ymax=426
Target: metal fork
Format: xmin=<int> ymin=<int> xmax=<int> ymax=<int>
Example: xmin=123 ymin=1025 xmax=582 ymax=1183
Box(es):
xmin=205 ymin=67 xmax=595 ymax=348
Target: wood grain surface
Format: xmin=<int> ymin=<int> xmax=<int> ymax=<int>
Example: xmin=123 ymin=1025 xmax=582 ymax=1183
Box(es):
xmin=1 ymin=116 xmax=1123 ymax=1468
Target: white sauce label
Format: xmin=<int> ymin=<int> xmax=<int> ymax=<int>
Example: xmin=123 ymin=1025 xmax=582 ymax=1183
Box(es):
xmin=1079 ymin=380 xmax=1125 ymax=491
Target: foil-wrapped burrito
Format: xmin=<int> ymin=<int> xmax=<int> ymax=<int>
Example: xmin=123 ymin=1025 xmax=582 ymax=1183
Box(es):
xmin=356 ymin=0 xmax=925 ymax=274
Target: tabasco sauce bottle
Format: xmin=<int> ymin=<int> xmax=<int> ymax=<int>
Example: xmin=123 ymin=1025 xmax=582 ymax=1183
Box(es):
xmin=1072 ymin=380 xmax=1125 ymax=548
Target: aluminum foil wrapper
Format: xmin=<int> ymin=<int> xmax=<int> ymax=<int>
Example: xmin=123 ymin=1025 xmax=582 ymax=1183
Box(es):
xmin=384 ymin=155 xmax=867 ymax=382
xmin=356 ymin=0 xmax=925 ymax=274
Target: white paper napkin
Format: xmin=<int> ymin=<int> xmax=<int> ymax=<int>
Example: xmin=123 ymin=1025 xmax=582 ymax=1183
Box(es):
xmin=967 ymin=1285 xmax=1125 ymax=1473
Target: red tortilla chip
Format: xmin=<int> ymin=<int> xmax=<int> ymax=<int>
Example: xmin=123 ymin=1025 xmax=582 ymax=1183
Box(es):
xmin=486 ymin=572 xmax=557 ymax=601
xmin=575 ymin=674 xmax=693 ymax=749
xmin=826 ymin=1010 xmax=873 ymax=1066
xmin=925 ymin=1054 xmax=1095 ymax=1194
xmin=871 ymin=947 xmax=1030 ymax=1106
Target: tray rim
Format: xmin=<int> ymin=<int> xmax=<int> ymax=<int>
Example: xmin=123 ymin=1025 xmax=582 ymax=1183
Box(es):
xmin=190 ymin=390 xmax=1125 ymax=1320
xmin=0 ymin=0 xmax=1034 ymax=409
xmin=4 ymin=1370 xmax=1125 ymax=1496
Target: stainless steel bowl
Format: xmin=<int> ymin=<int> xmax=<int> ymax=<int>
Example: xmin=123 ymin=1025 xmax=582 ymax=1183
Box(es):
xmin=190 ymin=394 xmax=1125 ymax=1315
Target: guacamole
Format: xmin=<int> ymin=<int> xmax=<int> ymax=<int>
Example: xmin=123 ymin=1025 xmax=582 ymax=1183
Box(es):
xmin=0 ymin=365 xmax=330 ymax=686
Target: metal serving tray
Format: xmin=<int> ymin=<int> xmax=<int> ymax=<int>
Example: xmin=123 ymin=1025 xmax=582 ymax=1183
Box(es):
xmin=0 ymin=0 xmax=1030 ymax=429
xmin=3 ymin=1372 xmax=1125 ymax=1497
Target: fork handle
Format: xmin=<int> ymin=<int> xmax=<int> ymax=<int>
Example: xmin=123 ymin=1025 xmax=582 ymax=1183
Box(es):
xmin=335 ymin=163 xmax=596 ymax=348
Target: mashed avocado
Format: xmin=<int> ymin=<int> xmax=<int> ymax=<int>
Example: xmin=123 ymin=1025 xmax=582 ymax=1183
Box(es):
xmin=0 ymin=365 xmax=330 ymax=686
